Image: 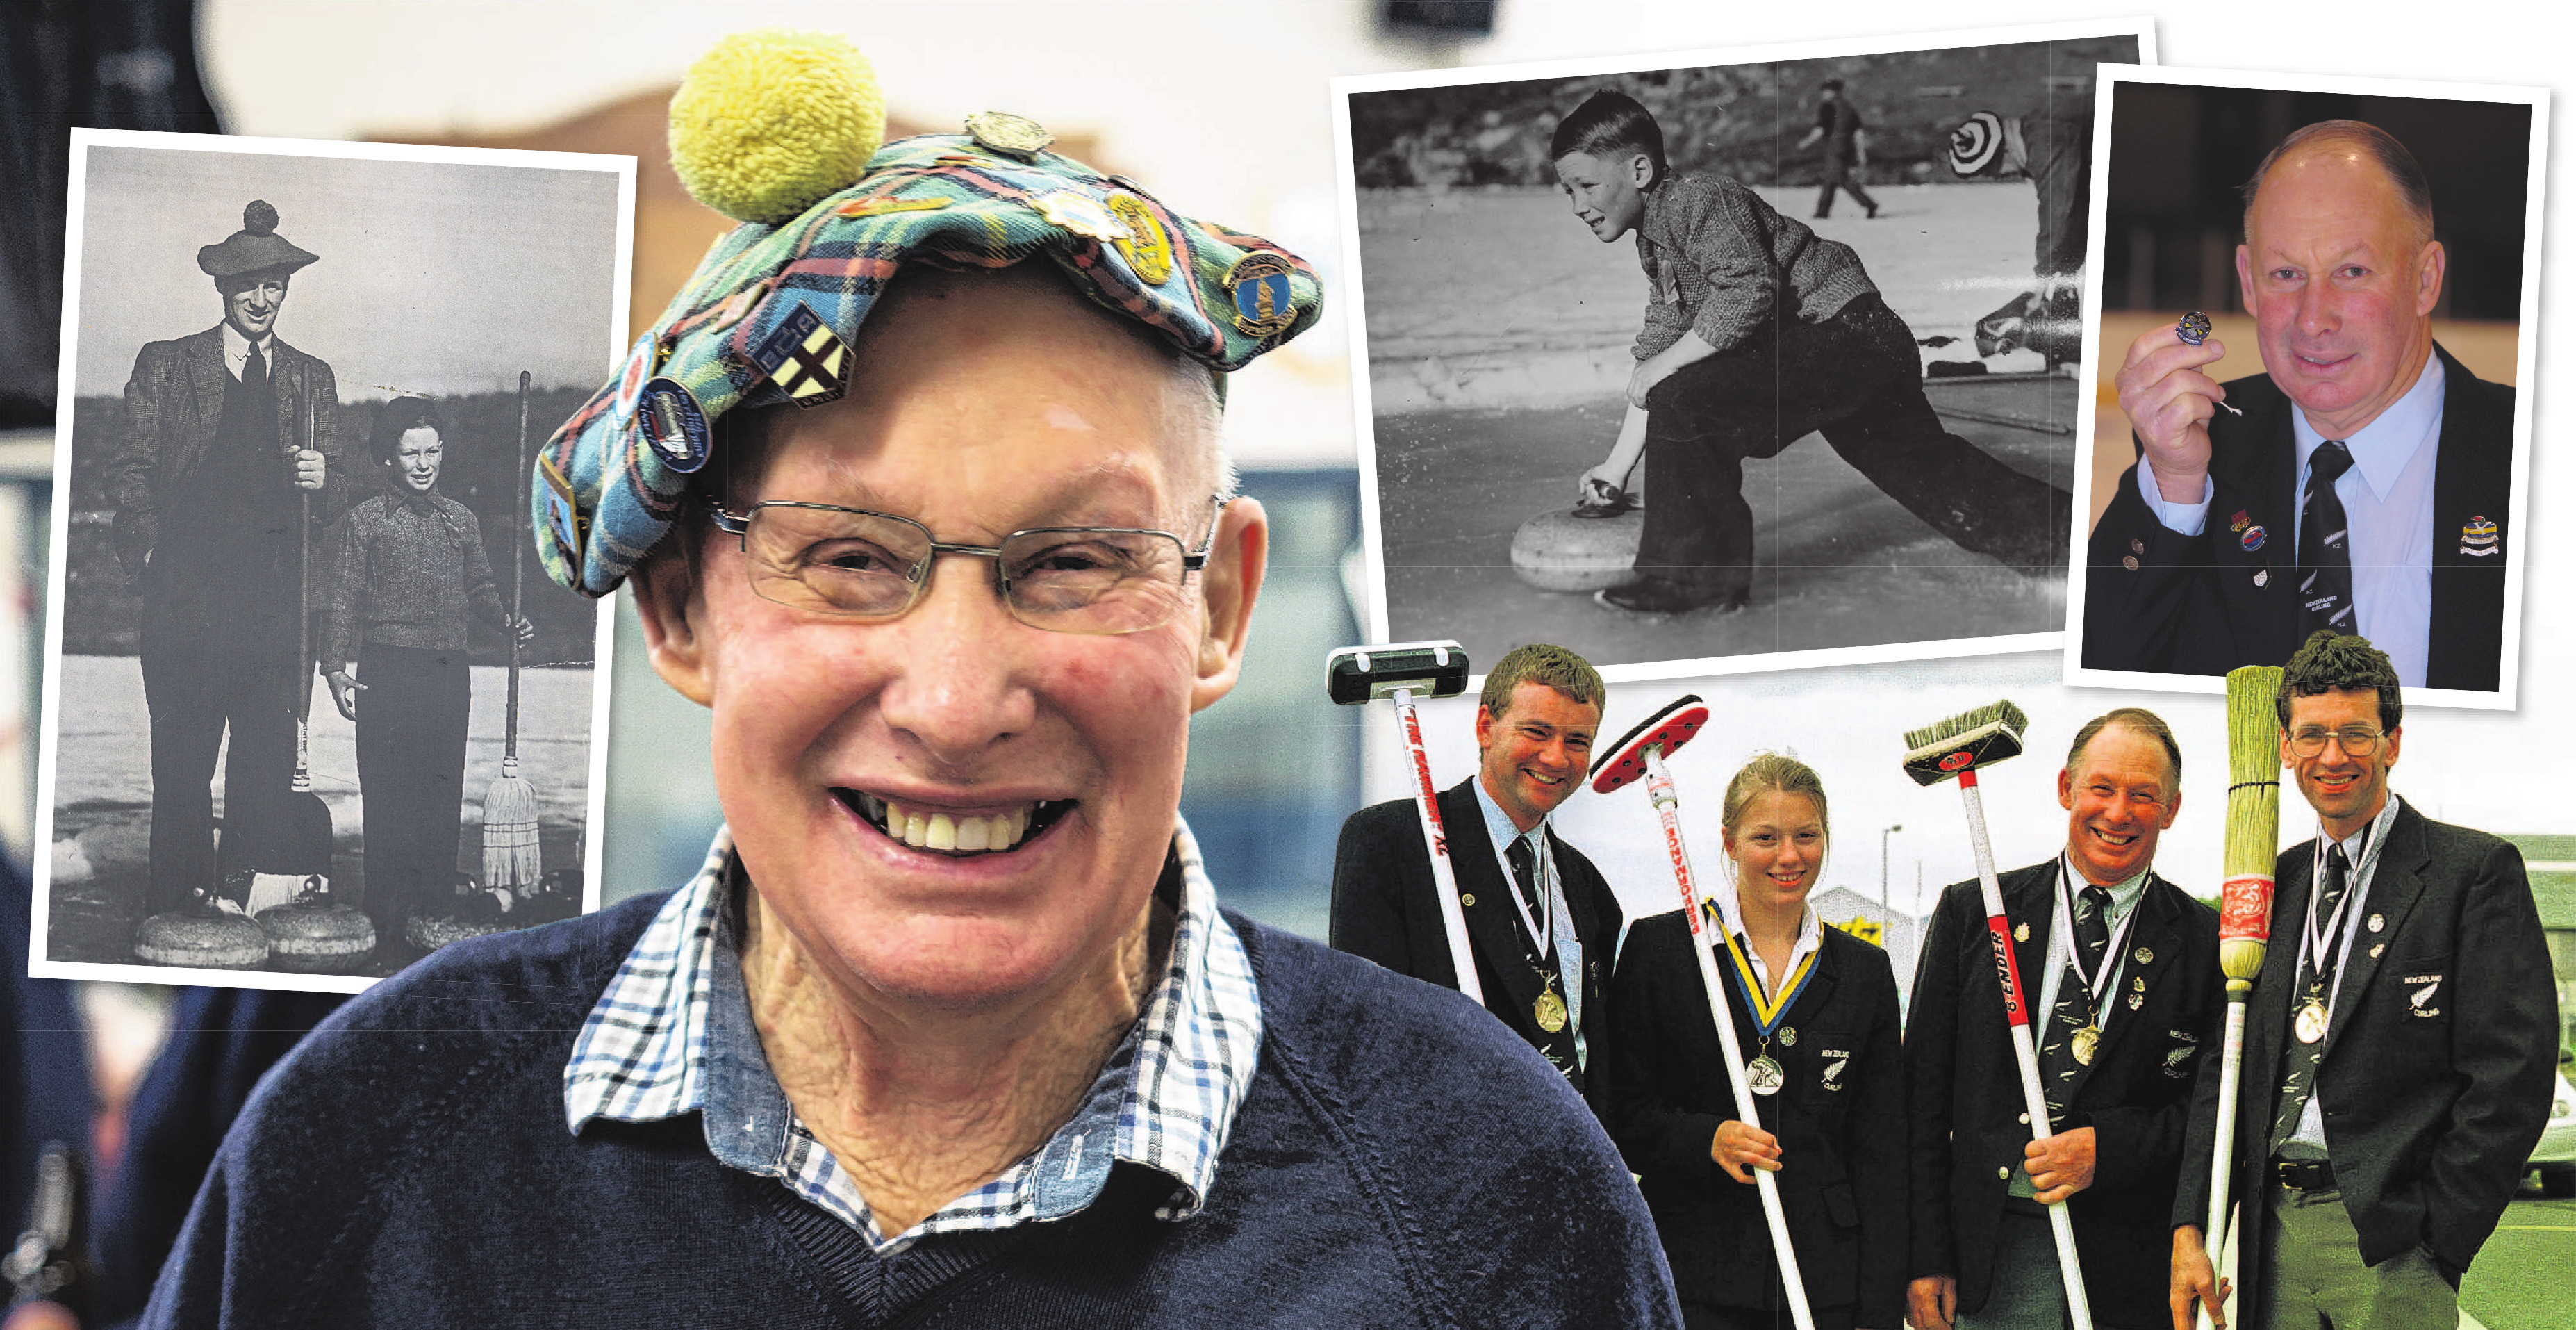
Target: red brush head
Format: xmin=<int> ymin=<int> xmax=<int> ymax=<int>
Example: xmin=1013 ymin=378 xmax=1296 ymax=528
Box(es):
xmin=1590 ymin=695 xmax=1708 ymax=794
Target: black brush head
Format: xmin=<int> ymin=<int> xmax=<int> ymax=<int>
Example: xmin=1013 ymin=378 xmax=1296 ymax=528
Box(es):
xmin=1326 ymin=641 xmax=1469 ymax=705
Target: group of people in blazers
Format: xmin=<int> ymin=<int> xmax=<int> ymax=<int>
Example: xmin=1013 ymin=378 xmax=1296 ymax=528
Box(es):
xmin=1330 ymin=632 xmax=2556 ymax=1330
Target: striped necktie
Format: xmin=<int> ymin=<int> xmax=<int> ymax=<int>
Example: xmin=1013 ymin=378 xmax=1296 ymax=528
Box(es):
xmin=2297 ymin=441 xmax=2357 ymax=637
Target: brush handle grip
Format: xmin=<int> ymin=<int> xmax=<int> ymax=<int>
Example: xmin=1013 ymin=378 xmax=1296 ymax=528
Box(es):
xmin=1647 ymin=747 xmax=1816 ymax=1330
xmin=1392 ymin=687 xmax=1480 ymax=1007
xmin=1958 ymin=771 xmax=2095 ymax=1330
xmin=2197 ymin=994 xmax=2250 ymax=1330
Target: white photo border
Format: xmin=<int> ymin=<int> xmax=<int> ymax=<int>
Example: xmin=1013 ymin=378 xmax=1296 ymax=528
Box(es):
xmin=2059 ymin=63 xmax=2548 ymax=712
xmin=30 ymin=127 xmax=636 ymax=992
xmin=1332 ymin=17 xmax=2157 ymax=690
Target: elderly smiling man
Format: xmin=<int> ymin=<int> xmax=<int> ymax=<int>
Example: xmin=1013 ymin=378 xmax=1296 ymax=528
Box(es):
xmin=138 ymin=35 xmax=1675 ymax=1330
xmin=2085 ymin=120 xmax=2516 ymax=692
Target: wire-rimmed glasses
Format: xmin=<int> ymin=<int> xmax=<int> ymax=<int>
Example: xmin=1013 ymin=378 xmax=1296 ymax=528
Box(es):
xmin=2286 ymin=724 xmax=2388 ymax=760
xmin=703 ymin=493 xmax=1229 ymax=635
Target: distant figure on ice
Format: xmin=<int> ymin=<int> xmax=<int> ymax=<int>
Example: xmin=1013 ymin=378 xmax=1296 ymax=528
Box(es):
xmin=322 ymin=397 xmax=528 ymax=944
xmin=1794 ymin=78 xmax=1879 ymax=220
xmin=1551 ymin=89 xmax=2072 ymax=616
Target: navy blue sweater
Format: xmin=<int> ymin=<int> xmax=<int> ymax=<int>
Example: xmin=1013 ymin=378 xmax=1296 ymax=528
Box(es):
xmin=140 ymin=893 xmax=1682 ymax=1327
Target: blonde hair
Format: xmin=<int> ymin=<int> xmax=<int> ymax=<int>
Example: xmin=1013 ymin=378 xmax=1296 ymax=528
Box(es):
xmin=1720 ymin=751 xmax=1831 ymax=874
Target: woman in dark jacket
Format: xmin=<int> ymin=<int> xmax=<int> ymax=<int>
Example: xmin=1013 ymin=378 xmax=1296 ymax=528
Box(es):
xmin=320 ymin=398 xmax=525 ymax=944
xmin=1610 ymin=752 xmax=1906 ymax=1330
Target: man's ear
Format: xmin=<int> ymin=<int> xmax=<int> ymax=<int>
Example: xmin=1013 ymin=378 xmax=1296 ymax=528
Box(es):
xmin=2235 ymin=243 xmax=2261 ymax=318
xmin=1190 ymin=495 xmax=1266 ymax=714
xmin=1627 ymin=151 xmax=1656 ymax=189
xmin=2413 ymin=240 xmax=2447 ymax=318
xmin=631 ymin=546 xmax=715 ymax=708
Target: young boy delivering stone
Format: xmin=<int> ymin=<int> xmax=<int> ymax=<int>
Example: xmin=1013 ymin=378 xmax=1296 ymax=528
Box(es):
xmin=1555 ymin=90 xmax=2070 ymax=616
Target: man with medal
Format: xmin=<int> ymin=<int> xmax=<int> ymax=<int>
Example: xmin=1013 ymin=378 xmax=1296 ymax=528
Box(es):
xmin=1332 ymin=643 xmax=1624 ymax=1125
xmin=1908 ymin=709 xmax=2223 ymax=1330
xmin=2171 ymin=632 xmax=2554 ymax=1330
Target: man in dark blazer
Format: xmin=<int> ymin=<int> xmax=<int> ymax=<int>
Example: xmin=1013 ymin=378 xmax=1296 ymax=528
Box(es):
xmin=1330 ymin=642 xmax=1624 ymax=1124
xmin=2086 ymin=120 xmax=2512 ymax=693
xmin=2171 ymin=632 xmax=2553 ymax=1330
xmin=1908 ymin=709 xmax=2222 ymax=1330
xmin=101 ymin=200 xmax=342 ymax=921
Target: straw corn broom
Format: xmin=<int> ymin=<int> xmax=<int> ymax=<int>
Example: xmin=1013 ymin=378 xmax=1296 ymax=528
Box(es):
xmin=481 ymin=371 xmax=540 ymax=893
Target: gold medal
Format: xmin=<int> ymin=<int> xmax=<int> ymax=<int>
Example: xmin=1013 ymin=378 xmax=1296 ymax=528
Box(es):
xmin=1534 ymin=990 xmax=1569 ymax=1033
xmin=2071 ymin=1024 xmax=2101 ymax=1066
xmin=2295 ymin=999 xmax=2329 ymax=1044
xmin=1747 ymin=1053 xmax=1785 ymax=1096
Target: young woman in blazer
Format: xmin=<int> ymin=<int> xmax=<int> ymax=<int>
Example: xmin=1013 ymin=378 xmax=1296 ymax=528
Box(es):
xmin=1610 ymin=753 xmax=1906 ymax=1330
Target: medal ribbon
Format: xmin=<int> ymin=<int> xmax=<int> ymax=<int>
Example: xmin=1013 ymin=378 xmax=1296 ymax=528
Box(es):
xmin=2054 ymin=857 xmax=2142 ymax=1026
xmin=2295 ymin=806 xmax=2391 ymax=1026
xmin=1510 ymin=828 xmax=1585 ymax=1069
xmin=1708 ymin=905 xmax=1821 ymax=1037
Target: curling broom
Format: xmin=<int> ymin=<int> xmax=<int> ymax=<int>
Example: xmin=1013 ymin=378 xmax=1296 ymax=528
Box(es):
xmin=1594 ymin=695 xmax=1815 ymax=1330
xmin=481 ymin=371 xmax=540 ymax=894
xmin=2196 ymin=665 xmax=2284 ymax=1330
xmin=1327 ymin=642 xmax=1478 ymax=1004
xmin=1903 ymin=700 xmax=2093 ymax=1330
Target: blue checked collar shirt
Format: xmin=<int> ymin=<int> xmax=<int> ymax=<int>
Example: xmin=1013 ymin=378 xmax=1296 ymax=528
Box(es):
xmin=561 ymin=821 xmax=1264 ymax=1256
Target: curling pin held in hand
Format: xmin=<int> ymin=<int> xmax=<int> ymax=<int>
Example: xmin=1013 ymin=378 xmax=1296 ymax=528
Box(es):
xmin=2177 ymin=311 xmax=2244 ymax=416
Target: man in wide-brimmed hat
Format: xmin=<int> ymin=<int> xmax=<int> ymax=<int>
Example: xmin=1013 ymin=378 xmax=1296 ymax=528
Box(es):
xmin=101 ymin=199 xmax=342 ymax=924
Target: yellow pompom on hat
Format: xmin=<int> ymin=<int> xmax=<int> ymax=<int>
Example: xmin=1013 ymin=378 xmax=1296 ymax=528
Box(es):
xmin=536 ymin=30 xmax=1324 ymax=598
xmin=668 ymin=29 xmax=886 ymax=225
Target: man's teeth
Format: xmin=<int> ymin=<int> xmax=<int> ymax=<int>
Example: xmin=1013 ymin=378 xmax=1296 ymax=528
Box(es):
xmin=868 ymin=796 xmax=1034 ymax=853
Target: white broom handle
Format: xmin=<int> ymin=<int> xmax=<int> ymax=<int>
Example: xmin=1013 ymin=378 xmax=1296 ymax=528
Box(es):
xmin=1392 ymin=687 xmax=1481 ymax=1007
xmin=2197 ymin=994 xmax=2251 ymax=1330
xmin=1646 ymin=746 xmax=1816 ymax=1330
xmin=1958 ymin=770 xmax=2095 ymax=1330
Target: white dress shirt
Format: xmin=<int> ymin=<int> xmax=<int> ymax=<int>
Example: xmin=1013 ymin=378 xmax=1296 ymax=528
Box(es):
xmin=1471 ymin=778 xmax=1587 ymax=1070
xmin=2136 ymin=350 xmax=2445 ymax=687
xmin=219 ymin=322 xmax=276 ymax=382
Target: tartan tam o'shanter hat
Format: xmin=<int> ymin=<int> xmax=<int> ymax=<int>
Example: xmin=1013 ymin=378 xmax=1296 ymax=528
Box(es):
xmin=197 ymin=200 xmax=320 ymax=279
xmin=534 ymin=29 xmax=1327 ymax=598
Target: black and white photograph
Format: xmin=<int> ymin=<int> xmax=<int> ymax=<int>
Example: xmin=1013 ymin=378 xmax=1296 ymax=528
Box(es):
xmin=30 ymin=130 xmax=630 ymax=990
xmin=2066 ymin=65 xmax=2545 ymax=710
xmin=1334 ymin=20 xmax=2148 ymax=685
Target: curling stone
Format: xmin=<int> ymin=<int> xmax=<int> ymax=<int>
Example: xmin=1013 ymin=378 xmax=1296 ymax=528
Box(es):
xmin=256 ymin=888 xmax=377 ymax=973
xmin=405 ymin=874 xmax=517 ymax=952
xmin=1511 ymin=507 xmax=1642 ymax=592
xmin=404 ymin=912 xmax=511 ymax=953
xmin=133 ymin=911 xmax=269 ymax=970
